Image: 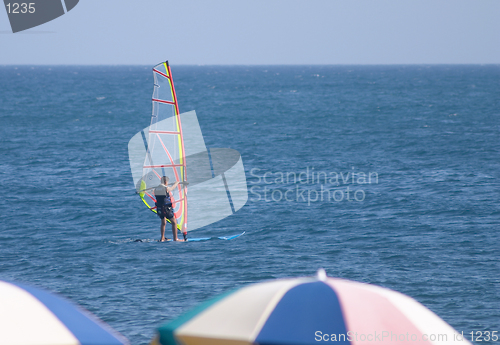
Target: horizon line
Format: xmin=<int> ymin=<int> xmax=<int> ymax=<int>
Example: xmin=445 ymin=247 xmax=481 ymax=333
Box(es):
xmin=1 ymin=63 xmax=499 ymax=67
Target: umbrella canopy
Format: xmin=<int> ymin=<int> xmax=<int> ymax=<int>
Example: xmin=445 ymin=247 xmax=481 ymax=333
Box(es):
xmin=153 ymin=270 xmax=469 ymax=345
xmin=0 ymin=280 xmax=129 ymax=345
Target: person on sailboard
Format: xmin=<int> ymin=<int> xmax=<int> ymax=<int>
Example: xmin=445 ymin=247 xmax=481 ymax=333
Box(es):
xmin=154 ymin=176 xmax=188 ymax=242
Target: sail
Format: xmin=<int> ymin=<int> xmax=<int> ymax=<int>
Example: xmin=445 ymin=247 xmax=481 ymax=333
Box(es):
xmin=128 ymin=62 xmax=249 ymax=233
xmin=137 ymin=61 xmax=188 ymax=234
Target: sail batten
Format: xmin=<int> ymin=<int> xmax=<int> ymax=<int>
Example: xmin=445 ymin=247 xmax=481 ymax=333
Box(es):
xmin=153 ymin=98 xmax=176 ymax=105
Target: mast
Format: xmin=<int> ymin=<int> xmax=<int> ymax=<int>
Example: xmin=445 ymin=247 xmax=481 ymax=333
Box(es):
xmin=165 ymin=61 xmax=188 ymax=236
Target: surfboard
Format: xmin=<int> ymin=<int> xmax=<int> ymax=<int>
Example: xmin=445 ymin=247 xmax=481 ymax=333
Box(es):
xmin=130 ymin=232 xmax=245 ymax=243
xmin=166 ymin=231 xmax=245 ymax=242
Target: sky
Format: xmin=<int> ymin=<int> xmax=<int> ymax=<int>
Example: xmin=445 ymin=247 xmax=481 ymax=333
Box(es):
xmin=0 ymin=0 xmax=499 ymax=65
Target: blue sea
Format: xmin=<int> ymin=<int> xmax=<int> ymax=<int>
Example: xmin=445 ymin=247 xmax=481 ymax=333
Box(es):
xmin=0 ymin=65 xmax=499 ymax=344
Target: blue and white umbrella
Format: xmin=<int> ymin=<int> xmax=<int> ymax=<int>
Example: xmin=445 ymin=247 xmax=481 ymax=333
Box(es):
xmin=152 ymin=270 xmax=469 ymax=345
xmin=0 ymin=280 xmax=129 ymax=345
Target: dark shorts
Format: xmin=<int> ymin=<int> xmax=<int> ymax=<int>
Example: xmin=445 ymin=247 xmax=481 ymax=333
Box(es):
xmin=157 ymin=204 xmax=174 ymax=220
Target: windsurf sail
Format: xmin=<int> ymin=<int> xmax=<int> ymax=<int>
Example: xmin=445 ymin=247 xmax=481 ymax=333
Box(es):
xmin=137 ymin=61 xmax=187 ymax=234
xmin=128 ymin=62 xmax=249 ymax=234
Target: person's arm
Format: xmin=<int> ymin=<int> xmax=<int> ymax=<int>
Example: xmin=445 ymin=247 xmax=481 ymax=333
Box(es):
xmin=166 ymin=181 xmax=179 ymax=193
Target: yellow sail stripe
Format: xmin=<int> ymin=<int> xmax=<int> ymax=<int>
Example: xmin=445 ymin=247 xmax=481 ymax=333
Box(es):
xmin=164 ymin=62 xmax=186 ymax=231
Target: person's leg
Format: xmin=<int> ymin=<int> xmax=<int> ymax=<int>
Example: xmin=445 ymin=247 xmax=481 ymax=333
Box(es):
xmin=170 ymin=217 xmax=179 ymax=241
xmin=160 ymin=217 xmax=167 ymax=241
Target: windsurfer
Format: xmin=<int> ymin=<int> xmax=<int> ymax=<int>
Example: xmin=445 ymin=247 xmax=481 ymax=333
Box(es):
xmin=154 ymin=176 xmax=188 ymax=242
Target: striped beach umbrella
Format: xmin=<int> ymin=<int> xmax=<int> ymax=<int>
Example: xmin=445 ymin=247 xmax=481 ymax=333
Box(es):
xmin=0 ymin=280 xmax=129 ymax=345
xmin=152 ymin=270 xmax=469 ymax=345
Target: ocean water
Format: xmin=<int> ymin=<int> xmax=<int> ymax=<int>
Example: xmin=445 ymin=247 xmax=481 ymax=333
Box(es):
xmin=0 ymin=65 xmax=499 ymax=344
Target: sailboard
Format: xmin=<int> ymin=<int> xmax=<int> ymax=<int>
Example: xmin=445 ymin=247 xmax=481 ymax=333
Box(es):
xmin=165 ymin=231 xmax=245 ymax=242
xmin=130 ymin=232 xmax=245 ymax=243
xmin=128 ymin=61 xmax=248 ymax=238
